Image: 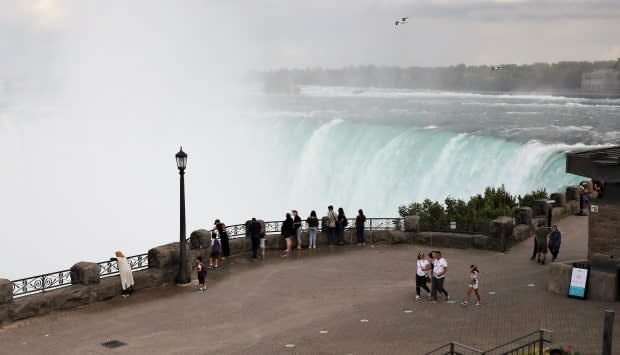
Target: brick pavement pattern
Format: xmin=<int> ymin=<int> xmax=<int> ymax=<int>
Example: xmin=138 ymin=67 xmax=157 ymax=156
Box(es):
xmin=0 ymin=215 xmax=618 ymax=354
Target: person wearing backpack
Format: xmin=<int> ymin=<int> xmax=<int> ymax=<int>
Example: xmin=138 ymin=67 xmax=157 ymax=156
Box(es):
xmin=209 ymin=231 xmax=221 ymax=269
xmin=337 ymin=208 xmax=347 ymax=246
xmin=214 ymin=219 xmax=230 ymax=259
xmin=355 ymin=209 xmax=367 ymax=246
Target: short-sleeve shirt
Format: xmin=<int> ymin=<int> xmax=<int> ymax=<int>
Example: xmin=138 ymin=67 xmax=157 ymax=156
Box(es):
xmin=416 ymin=259 xmax=430 ymax=277
xmin=433 ymin=258 xmax=448 ymax=278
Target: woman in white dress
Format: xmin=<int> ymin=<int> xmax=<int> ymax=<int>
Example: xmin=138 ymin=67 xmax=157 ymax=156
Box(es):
xmin=114 ymin=251 xmax=134 ymax=297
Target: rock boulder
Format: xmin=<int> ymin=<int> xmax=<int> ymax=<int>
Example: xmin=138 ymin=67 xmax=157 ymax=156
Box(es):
xmin=0 ymin=278 xmax=12 ymax=304
xmin=70 ymin=262 xmax=100 ymax=286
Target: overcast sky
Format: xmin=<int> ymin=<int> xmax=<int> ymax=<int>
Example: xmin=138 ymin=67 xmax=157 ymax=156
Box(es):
xmin=1 ymin=0 xmax=619 ymax=76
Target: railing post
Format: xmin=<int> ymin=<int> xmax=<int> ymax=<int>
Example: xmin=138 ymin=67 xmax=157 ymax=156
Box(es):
xmin=41 ymin=275 xmax=45 ymax=293
xmin=603 ymin=310 xmax=614 ymax=355
xmin=538 ymin=329 xmax=544 ymax=355
xmin=450 ymin=342 xmax=455 ymax=355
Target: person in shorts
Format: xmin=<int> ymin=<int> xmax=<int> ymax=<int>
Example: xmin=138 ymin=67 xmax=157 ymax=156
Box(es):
xmin=209 ymin=232 xmax=221 ymax=269
xmin=196 ymin=256 xmax=207 ymax=292
xmin=461 ymin=265 xmax=481 ymax=306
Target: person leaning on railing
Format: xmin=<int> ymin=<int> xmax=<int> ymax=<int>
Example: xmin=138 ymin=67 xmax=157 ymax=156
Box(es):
xmin=110 ymin=251 xmax=134 ymax=297
xmin=213 ymin=219 xmax=230 ymax=259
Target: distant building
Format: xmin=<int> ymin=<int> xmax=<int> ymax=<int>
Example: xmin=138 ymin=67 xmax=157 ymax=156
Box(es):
xmin=581 ymin=69 xmax=620 ymax=91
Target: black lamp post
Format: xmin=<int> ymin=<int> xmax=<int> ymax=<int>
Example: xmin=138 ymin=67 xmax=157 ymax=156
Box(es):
xmin=175 ymin=147 xmax=190 ymax=284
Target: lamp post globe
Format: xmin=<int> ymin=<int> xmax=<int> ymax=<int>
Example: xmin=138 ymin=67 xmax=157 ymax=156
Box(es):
xmin=175 ymin=147 xmax=190 ymax=284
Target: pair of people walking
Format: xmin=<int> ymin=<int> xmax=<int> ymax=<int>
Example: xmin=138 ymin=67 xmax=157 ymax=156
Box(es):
xmin=415 ymin=250 xmax=448 ymax=303
xmin=532 ymin=223 xmax=561 ymax=264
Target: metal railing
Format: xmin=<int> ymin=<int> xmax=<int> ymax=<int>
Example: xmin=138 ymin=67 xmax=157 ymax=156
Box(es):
xmin=12 ymin=254 xmax=149 ymax=298
xmin=424 ymin=330 xmax=553 ymax=355
xmin=214 ymin=217 xmax=405 ymax=239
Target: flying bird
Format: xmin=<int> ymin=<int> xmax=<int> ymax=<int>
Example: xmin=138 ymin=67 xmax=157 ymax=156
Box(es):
xmin=491 ymin=65 xmax=503 ymax=71
xmin=395 ymin=17 xmax=409 ymax=26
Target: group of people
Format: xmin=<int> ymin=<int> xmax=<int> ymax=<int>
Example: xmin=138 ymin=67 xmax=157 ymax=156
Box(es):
xmin=532 ymin=223 xmax=562 ymax=264
xmin=414 ymin=250 xmax=482 ymax=306
xmin=280 ymin=206 xmax=367 ymax=257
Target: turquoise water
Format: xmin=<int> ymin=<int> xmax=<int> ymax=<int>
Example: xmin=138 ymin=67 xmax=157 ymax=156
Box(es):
xmin=1 ymin=86 xmax=619 ymax=278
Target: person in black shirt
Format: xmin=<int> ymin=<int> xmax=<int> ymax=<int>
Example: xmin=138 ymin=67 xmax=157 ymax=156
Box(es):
xmin=337 ymin=208 xmax=347 ymax=245
xmin=292 ymin=210 xmax=303 ymax=250
xmin=355 ymin=209 xmax=367 ymax=245
xmin=281 ymin=213 xmax=294 ymax=257
xmin=306 ymin=210 xmax=319 ymax=248
xmin=214 ymin=219 xmax=230 ymax=259
xmin=248 ymin=218 xmax=261 ymax=261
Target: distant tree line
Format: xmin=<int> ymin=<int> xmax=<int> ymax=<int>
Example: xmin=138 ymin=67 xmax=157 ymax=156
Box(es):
xmin=255 ymin=60 xmax=619 ymax=92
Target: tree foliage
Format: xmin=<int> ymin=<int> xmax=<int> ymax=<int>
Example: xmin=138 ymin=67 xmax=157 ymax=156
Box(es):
xmin=255 ymin=61 xmax=618 ymax=92
xmin=398 ymin=185 xmax=520 ymax=234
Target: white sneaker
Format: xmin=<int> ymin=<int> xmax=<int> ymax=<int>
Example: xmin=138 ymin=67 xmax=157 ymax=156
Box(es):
xmin=415 ymin=295 xmax=421 ymax=300
xmin=475 ymin=301 xmax=481 ymax=306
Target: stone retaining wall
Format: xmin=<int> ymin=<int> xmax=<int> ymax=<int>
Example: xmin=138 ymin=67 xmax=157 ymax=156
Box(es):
xmin=0 ymin=186 xmax=586 ymax=325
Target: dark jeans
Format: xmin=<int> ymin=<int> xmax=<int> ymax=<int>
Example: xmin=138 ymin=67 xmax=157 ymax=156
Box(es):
xmin=221 ymin=234 xmax=230 ymax=257
xmin=549 ymin=245 xmax=560 ymax=259
xmin=337 ymin=225 xmax=345 ymax=244
xmin=328 ymin=227 xmax=336 ymax=245
xmin=251 ymin=236 xmax=260 ymax=259
xmin=431 ymin=276 xmax=448 ymax=301
xmin=356 ymin=225 xmax=365 ymax=243
xmin=416 ymin=274 xmax=430 ymax=296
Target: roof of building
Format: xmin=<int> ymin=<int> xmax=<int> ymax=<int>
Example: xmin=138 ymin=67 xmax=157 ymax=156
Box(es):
xmin=566 ymin=146 xmax=620 ymax=181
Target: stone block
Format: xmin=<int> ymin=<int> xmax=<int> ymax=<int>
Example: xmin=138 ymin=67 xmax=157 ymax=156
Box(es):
xmin=9 ymin=294 xmax=52 ymax=321
xmin=390 ymin=231 xmax=410 ymax=244
xmin=404 ymin=215 xmax=420 ymax=232
xmin=547 ymin=261 xmax=571 ymax=295
xmin=588 ymin=268 xmax=619 ymax=302
xmin=471 ymin=236 xmax=489 ymax=249
xmin=488 ymin=216 xmax=514 ymax=252
xmin=148 ymin=242 xmax=181 ymax=268
xmin=0 ymin=304 xmax=8 ymax=326
xmin=566 ymin=186 xmax=580 ymax=201
xmin=512 ymin=224 xmax=531 ymax=242
xmin=70 ymin=262 xmax=100 ymax=286
xmin=371 ymin=230 xmax=390 ymax=243
xmin=94 ymin=277 xmax=122 ymax=301
xmin=413 ymin=232 xmax=432 ymax=245
xmin=49 ymin=285 xmax=93 ymax=310
xmin=0 ymin=279 xmax=12 ymax=304
xmin=228 ymin=238 xmax=247 ymax=255
xmin=189 ymin=229 xmax=211 ymax=250
xmin=264 ymin=234 xmax=282 ymax=250
xmin=515 ymin=207 xmax=533 ymax=225
xmin=550 ymin=192 xmax=566 ymax=207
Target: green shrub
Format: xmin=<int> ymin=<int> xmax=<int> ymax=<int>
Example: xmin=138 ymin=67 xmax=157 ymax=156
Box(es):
xmin=399 ymin=185 xmax=529 ymax=234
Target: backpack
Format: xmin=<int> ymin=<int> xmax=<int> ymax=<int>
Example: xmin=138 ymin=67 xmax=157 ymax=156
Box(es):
xmin=212 ymin=239 xmax=221 ymax=253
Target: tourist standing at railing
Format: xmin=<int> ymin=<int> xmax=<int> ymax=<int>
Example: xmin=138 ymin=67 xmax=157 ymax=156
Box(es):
xmin=327 ymin=205 xmax=337 ymax=246
xmin=306 ymin=210 xmax=319 ymax=249
xmin=355 ymin=209 xmax=367 ymax=246
xmin=292 ymin=210 xmax=303 ymax=250
xmin=430 ymin=251 xmax=449 ymax=304
xmin=415 ymin=251 xmax=432 ymax=300
xmin=209 ymin=232 xmax=221 ymax=269
xmin=337 ymin=208 xmax=348 ymax=246
xmin=249 ymin=218 xmax=261 ymax=261
xmin=281 ymin=213 xmax=294 ymax=257
xmin=214 ymin=219 xmax=230 ymax=259
xmin=112 ymin=251 xmax=134 ymax=297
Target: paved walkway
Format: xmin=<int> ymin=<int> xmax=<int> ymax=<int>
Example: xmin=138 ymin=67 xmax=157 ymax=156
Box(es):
xmin=1 ymin=215 xmax=618 ymax=354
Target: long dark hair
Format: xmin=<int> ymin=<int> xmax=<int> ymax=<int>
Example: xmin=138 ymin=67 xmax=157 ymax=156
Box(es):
xmin=358 ymin=209 xmax=364 ymax=216
xmin=338 ymin=207 xmax=344 ymax=216
xmin=470 ymin=265 xmax=479 ymax=273
xmin=285 ymin=212 xmax=292 ymax=221
xmin=310 ymin=210 xmax=317 ymax=218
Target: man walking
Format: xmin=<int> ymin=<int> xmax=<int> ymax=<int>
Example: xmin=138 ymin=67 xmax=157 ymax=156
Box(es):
xmin=430 ymin=250 xmax=449 ymax=303
xmin=548 ymin=224 xmax=562 ymax=262
xmin=249 ymin=218 xmax=261 ymax=261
